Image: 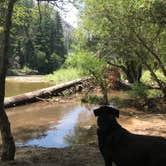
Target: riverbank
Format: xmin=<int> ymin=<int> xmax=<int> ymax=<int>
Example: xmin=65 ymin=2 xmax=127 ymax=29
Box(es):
xmin=1 ymin=143 xmax=104 ymax=166
xmin=6 ymin=75 xmax=48 ymax=83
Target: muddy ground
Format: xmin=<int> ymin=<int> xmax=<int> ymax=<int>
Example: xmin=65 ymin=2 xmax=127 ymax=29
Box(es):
xmin=1 ymin=90 xmax=166 ymax=166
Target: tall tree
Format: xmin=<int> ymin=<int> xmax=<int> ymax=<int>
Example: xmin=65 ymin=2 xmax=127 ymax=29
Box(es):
xmin=0 ymin=0 xmax=16 ymax=161
xmin=10 ymin=2 xmax=67 ymax=73
xmin=54 ymin=12 xmax=66 ymax=58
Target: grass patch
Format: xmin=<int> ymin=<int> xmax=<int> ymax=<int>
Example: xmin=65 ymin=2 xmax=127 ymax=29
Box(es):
xmin=109 ymin=96 xmax=125 ymax=107
xmin=81 ymin=94 xmax=104 ymax=104
xmin=147 ymin=89 xmax=164 ymax=98
xmin=129 ymin=83 xmax=148 ymax=99
xmin=129 ymin=82 xmax=164 ymax=99
xmin=45 ymin=68 xmax=82 ymax=84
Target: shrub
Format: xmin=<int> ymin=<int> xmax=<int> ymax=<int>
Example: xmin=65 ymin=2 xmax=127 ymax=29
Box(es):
xmin=130 ymin=82 xmax=148 ymax=99
xmin=65 ymin=49 xmax=110 ymax=104
xmin=81 ymin=94 xmax=104 ymax=104
xmin=45 ymin=68 xmax=82 ymax=84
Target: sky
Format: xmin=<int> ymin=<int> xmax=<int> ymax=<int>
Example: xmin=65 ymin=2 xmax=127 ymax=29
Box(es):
xmin=34 ymin=1 xmax=79 ymax=28
xmin=58 ymin=3 xmax=79 ymax=28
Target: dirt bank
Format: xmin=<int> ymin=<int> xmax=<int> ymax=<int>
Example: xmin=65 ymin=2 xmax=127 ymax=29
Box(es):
xmin=1 ymin=143 xmax=104 ymax=166
xmin=6 ymin=75 xmax=47 ymax=83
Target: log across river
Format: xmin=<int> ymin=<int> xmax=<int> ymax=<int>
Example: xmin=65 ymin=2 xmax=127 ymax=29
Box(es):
xmin=4 ymin=78 xmax=90 ymax=108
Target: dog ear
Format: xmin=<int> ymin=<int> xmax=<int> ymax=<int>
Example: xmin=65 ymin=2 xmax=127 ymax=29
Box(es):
xmin=93 ymin=108 xmax=101 ymax=117
xmin=93 ymin=106 xmax=120 ymax=118
xmin=93 ymin=106 xmax=108 ymax=116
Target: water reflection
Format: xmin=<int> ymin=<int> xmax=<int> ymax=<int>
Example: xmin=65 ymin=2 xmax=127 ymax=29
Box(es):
xmin=6 ymin=102 xmax=96 ymax=148
xmin=24 ymin=106 xmax=87 ymax=148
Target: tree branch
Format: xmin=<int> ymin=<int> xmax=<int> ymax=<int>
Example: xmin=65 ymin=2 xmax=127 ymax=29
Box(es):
xmin=136 ymin=34 xmax=166 ymax=77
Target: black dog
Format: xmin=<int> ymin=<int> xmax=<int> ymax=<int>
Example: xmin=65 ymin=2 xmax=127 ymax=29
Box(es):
xmin=94 ymin=106 xmax=166 ymax=166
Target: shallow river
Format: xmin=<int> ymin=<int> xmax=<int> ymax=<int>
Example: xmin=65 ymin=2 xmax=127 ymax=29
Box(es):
xmin=5 ymin=76 xmax=51 ymax=97
xmin=7 ymin=102 xmax=97 ymax=148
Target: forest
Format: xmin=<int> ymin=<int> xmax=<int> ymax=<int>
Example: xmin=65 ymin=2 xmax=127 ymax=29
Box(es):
xmin=9 ymin=0 xmax=67 ymax=74
xmin=0 ymin=0 xmax=165 ymax=165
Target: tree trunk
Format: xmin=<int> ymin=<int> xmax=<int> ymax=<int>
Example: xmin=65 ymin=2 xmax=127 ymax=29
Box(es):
xmin=0 ymin=0 xmax=16 ymax=161
xmin=125 ymin=60 xmax=142 ymax=83
xmin=107 ymin=61 xmax=142 ymax=84
xmin=0 ymin=107 xmax=15 ymax=161
xmin=100 ymin=83 xmax=109 ymax=105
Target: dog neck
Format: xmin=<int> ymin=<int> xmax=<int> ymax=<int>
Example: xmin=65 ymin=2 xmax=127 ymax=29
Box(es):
xmin=98 ymin=118 xmax=122 ymax=134
xmin=97 ymin=119 xmax=128 ymax=147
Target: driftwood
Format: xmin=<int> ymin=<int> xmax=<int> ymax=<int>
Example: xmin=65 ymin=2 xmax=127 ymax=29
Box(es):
xmin=4 ymin=78 xmax=90 ymax=108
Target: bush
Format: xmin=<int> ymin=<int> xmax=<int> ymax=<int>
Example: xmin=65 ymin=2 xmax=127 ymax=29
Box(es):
xmin=81 ymin=94 xmax=104 ymax=104
xmin=141 ymin=71 xmax=152 ymax=84
xmin=130 ymin=82 xmax=148 ymax=99
xmin=65 ymin=49 xmax=110 ymax=104
xmin=45 ymin=68 xmax=82 ymax=84
xmin=65 ymin=49 xmax=109 ymax=85
xmin=147 ymin=89 xmax=164 ymax=98
xmin=35 ymin=50 xmax=47 ymax=73
xmin=47 ymin=52 xmax=64 ymax=72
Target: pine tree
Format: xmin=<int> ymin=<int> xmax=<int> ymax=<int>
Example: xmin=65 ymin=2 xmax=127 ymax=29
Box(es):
xmin=54 ymin=12 xmax=66 ymax=59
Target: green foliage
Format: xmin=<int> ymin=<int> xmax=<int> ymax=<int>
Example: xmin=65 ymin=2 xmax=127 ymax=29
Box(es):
xmin=49 ymin=52 xmax=64 ymax=71
xmin=21 ymin=65 xmax=33 ymax=73
xmin=65 ymin=49 xmax=107 ymax=80
xmin=35 ymin=50 xmax=47 ymax=73
xmin=147 ymin=89 xmax=164 ymax=98
xmin=45 ymin=68 xmax=82 ymax=84
xmin=81 ymin=94 xmax=104 ymax=104
xmin=78 ymin=0 xmax=166 ymax=94
xmin=130 ymin=83 xmax=148 ymax=99
xmin=65 ymin=48 xmax=110 ymax=104
xmin=9 ymin=0 xmax=67 ymax=74
xmin=141 ymin=71 xmax=152 ymax=84
xmin=155 ymin=70 xmax=166 ymax=83
xmin=141 ymin=70 xmax=166 ymax=85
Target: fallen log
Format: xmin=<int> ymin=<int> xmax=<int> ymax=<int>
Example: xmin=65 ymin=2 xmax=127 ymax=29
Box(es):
xmin=4 ymin=78 xmax=90 ymax=108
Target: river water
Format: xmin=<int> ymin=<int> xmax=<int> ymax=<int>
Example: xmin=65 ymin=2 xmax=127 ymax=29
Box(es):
xmin=5 ymin=76 xmax=51 ymax=97
xmin=7 ymin=102 xmax=97 ymax=148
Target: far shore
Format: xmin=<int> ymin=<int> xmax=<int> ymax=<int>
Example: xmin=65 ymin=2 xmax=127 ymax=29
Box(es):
xmin=6 ymin=75 xmax=49 ymax=83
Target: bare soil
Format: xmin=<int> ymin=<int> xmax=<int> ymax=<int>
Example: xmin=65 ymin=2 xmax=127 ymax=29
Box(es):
xmin=1 ymin=143 xmax=104 ymax=166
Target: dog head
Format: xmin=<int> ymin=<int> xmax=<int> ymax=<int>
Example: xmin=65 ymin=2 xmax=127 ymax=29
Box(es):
xmin=93 ymin=106 xmax=120 ymax=130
